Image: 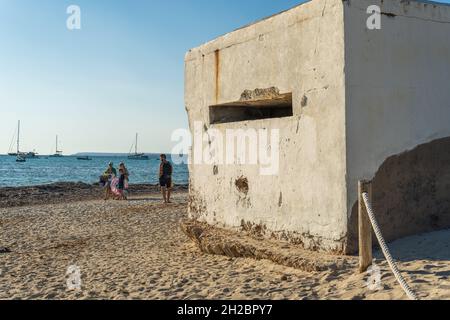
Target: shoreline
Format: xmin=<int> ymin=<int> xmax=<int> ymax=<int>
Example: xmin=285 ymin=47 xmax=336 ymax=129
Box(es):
xmin=0 ymin=182 xmax=189 ymax=209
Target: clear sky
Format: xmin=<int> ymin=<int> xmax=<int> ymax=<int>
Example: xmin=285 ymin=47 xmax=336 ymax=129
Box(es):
xmin=1 ymin=0 xmax=450 ymax=155
xmin=0 ymin=0 xmax=304 ymax=155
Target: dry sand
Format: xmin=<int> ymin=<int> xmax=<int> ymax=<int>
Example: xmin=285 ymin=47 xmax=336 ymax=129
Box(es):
xmin=0 ymin=190 xmax=448 ymax=300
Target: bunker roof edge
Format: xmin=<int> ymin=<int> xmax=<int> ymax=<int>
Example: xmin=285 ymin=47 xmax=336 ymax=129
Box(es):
xmin=185 ymin=0 xmax=450 ymax=61
xmin=184 ymin=0 xmax=313 ymax=61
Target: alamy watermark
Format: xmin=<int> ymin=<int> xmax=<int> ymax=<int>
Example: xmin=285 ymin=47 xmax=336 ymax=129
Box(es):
xmin=66 ymin=265 xmax=82 ymax=291
xmin=367 ymin=5 xmax=381 ymax=30
xmin=171 ymin=121 xmax=280 ymax=176
xmin=66 ymin=5 xmax=81 ymax=30
xmin=366 ymin=261 xmax=382 ymax=291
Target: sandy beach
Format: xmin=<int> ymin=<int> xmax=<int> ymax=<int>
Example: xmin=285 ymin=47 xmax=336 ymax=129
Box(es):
xmin=0 ymin=185 xmax=449 ymax=300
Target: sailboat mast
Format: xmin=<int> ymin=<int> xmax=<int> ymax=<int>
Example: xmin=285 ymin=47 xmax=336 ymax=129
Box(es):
xmin=17 ymin=120 xmax=20 ymax=154
xmin=56 ymin=135 xmax=58 ymax=153
xmin=135 ymin=133 xmax=138 ymax=155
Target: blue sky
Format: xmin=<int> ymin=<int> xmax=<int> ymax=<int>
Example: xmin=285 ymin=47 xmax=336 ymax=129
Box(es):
xmin=0 ymin=0 xmax=304 ymax=154
xmin=1 ymin=0 xmax=450 ymax=154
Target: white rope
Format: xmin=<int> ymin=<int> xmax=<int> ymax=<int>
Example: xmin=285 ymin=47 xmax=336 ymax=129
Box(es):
xmin=362 ymin=192 xmax=419 ymax=301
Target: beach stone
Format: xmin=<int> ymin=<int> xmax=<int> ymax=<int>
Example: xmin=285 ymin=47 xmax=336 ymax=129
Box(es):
xmin=0 ymin=247 xmax=11 ymax=254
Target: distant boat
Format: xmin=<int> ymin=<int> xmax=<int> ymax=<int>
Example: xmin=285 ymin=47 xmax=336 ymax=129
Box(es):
xmin=23 ymin=151 xmax=39 ymax=159
xmin=16 ymin=155 xmax=26 ymax=162
xmin=77 ymin=156 xmax=92 ymax=161
xmin=8 ymin=121 xmax=39 ymax=158
xmin=8 ymin=120 xmax=21 ymax=156
xmin=128 ymin=133 xmax=149 ymax=160
xmin=49 ymin=135 xmax=63 ymax=158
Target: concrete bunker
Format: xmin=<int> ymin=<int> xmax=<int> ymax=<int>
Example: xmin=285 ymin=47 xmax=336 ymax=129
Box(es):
xmin=185 ymin=0 xmax=450 ymax=254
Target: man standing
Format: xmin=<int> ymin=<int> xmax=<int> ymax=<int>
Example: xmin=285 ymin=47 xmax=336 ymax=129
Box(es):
xmin=159 ymin=154 xmax=173 ymax=204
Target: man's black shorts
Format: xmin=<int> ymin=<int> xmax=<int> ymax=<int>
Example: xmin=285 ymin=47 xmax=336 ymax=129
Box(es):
xmin=159 ymin=176 xmax=172 ymax=188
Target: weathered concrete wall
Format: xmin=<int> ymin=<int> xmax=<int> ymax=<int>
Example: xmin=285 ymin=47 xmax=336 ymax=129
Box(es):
xmin=344 ymin=0 xmax=450 ymax=253
xmin=185 ymin=0 xmax=450 ymax=255
xmin=185 ymin=0 xmax=348 ymax=253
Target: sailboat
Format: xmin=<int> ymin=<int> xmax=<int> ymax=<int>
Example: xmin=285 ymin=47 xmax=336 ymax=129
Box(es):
xmin=8 ymin=121 xmax=39 ymax=159
xmin=49 ymin=135 xmax=63 ymax=157
xmin=128 ymin=133 xmax=149 ymax=160
xmin=8 ymin=120 xmax=20 ymax=157
xmin=8 ymin=121 xmax=26 ymax=162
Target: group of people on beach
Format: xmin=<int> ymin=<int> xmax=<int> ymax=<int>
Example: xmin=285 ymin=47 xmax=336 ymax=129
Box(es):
xmin=100 ymin=154 xmax=173 ymax=203
xmin=101 ymin=162 xmax=130 ymax=200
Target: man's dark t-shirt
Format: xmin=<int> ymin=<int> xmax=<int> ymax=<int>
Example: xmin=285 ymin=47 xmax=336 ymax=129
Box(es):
xmin=160 ymin=162 xmax=173 ymax=178
xmin=159 ymin=161 xmax=173 ymax=188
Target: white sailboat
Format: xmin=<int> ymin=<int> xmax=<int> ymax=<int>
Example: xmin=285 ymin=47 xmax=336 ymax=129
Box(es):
xmin=8 ymin=120 xmax=20 ymax=156
xmin=128 ymin=133 xmax=149 ymax=160
xmin=8 ymin=121 xmax=38 ymax=159
xmin=49 ymin=135 xmax=63 ymax=157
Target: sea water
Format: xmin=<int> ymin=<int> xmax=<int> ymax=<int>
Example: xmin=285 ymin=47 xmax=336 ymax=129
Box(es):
xmin=0 ymin=155 xmax=189 ymax=188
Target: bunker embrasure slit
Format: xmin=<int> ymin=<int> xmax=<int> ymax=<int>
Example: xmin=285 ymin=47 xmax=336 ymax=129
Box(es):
xmin=209 ymin=90 xmax=293 ymax=125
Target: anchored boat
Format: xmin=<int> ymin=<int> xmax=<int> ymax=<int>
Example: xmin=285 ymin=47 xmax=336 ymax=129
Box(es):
xmin=128 ymin=133 xmax=149 ymax=160
xmin=8 ymin=120 xmax=21 ymax=156
xmin=8 ymin=121 xmax=39 ymax=159
xmin=49 ymin=135 xmax=63 ymax=158
xmin=77 ymin=156 xmax=92 ymax=161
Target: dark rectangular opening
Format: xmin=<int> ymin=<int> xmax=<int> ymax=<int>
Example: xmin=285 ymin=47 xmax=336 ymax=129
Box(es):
xmin=209 ymin=93 xmax=293 ymax=125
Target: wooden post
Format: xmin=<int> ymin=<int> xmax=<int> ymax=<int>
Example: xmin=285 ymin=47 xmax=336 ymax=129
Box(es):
xmin=359 ymin=180 xmax=373 ymax=273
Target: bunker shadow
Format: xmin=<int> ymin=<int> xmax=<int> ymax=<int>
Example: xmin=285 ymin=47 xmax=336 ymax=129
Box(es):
xmin=347 ymin=136 xmax=450 ymax=258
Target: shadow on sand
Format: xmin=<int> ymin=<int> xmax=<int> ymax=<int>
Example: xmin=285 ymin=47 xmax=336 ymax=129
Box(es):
xmin=374 ymin=229 xmax=450 ymax=263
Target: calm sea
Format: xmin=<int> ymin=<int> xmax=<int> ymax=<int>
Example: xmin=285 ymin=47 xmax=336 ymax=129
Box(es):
xmin=0 ymin=154 xmax=189 ymax=188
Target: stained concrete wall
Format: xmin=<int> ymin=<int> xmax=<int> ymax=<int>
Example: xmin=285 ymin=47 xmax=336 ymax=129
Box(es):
xmin=185 ymin=0 xmax=450 ymax=255
xmin=344 ymin=0 xmax=450 ymax=252
xmin=185 ymin=0 xmax=348 ymax=253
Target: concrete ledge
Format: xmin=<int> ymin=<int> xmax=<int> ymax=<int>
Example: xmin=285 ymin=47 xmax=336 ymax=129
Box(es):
xmin=181 ymin=220 xmax=357 ymax=273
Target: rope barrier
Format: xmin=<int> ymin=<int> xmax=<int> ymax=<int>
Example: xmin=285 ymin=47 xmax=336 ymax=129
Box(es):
xmin=361 ymin=192 xmax=419 ymax=301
